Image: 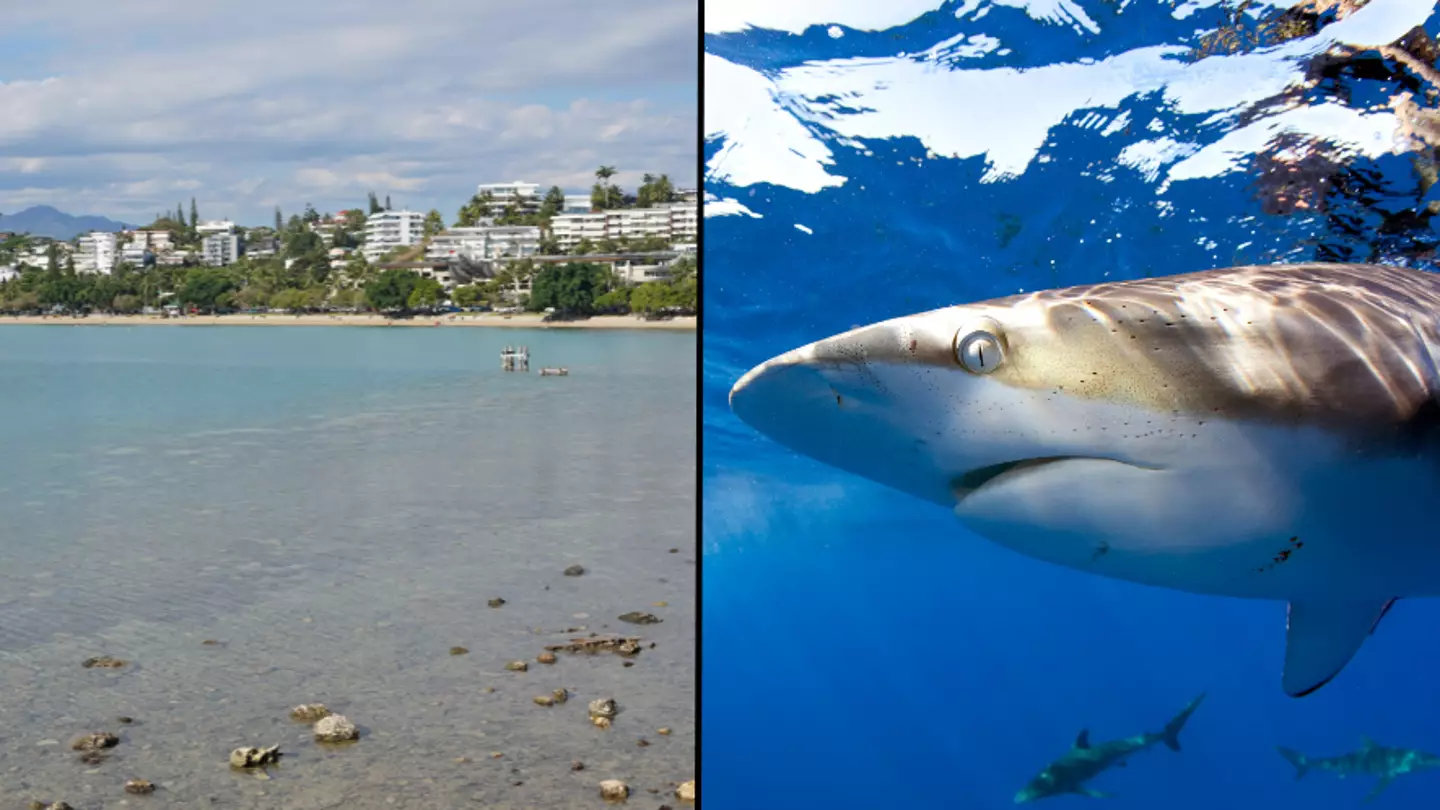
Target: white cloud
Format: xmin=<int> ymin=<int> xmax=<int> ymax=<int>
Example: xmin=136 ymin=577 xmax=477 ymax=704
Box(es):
xmin=0 ymin=0 xmax=696 ymax=225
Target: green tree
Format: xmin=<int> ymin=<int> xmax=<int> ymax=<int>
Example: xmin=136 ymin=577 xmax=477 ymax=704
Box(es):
xmin=274 ymin=207 xmax=283 ymax=232
xmin=384 ymin=194 xmax=392 ymax=211
xmin=452 ymin=284 xmax=480 ymax=309
xmin=539 ymin=186 xmax=565 ymax=219
xmin=368 ymin=192 xmax=382 ymax=215
xmin=364 ymin=268 xmax=421 ymax=313
xmin=303 ymin=203 xmax=320 ymax=224
xmin=636 ymin=173 xmax=677 ymax=207
xmin=178 ymin=268 xmax=236 ymax=313
xmin=407 ymin=277 xmax=444 ymax=311
xmin=189 ymin=197 xmax=199 ymax=229
xmin=593 ymin=287 xmax=631 ymax=314
xmin=527 ymin=262 xmax=608 ymax=316
xmin=112 ymin=294 xmax=142 ymax=314
xmin=423 ymin=209 xmax=445 ymax=237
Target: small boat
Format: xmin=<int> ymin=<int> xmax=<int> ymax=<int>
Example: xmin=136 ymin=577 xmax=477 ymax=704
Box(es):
xmin=539 ymin=367 xmax=569 ymax=376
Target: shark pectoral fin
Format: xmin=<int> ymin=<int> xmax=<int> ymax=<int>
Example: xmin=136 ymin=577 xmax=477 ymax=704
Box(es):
xmin=1282 ymin=598 xmax=1397 ymax=698
xmin=1078 ymin=788 xmax=1112 ymax=799
xmin=1363 ymin=775 xmax=1395 ymax=802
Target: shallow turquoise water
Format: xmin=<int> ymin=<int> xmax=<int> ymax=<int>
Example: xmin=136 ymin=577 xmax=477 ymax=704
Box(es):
xmin=0 ymin=325 xmax=695 ymax=808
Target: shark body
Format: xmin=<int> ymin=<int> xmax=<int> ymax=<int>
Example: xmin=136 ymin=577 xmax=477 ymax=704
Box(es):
xmin=729 ymin=263 xmax=1440 ymax=696
xmin=1016 ymin=694 xmax=1205 ymax=802
xmin=1278 ymin=737 xmax=1440 ymax=802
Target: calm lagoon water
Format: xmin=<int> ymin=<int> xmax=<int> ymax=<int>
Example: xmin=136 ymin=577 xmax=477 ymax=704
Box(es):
xmin=706 ymin=3 xmax=1440 ymax=810
xmin=0 ymin=325 xmax=695 ymax=808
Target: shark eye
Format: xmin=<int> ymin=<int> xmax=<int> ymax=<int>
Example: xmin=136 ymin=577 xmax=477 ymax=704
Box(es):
xmin=955 ymin=327 xmax=1005 ymax=374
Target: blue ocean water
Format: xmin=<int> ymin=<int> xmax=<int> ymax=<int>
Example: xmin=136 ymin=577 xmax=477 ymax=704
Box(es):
xmin=704 ymin=3 xmax=1440 ymax=808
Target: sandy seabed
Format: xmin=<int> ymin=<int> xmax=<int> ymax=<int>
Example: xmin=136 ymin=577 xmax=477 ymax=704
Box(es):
xmin=0 ymin=313 xmax=697 ymax=330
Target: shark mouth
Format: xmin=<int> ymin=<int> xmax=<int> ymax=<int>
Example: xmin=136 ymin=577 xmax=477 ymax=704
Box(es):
xmin=952 ymin=456 xmax=1157 ymax=501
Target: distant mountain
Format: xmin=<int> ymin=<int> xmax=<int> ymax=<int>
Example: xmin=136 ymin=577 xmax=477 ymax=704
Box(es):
xmin=0 ymin=206 xmax=134 ymax=240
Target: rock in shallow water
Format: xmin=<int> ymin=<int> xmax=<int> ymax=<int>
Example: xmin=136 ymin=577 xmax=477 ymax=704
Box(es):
xmin=70 ymin=733 xmax=118 ymax=752
xmin=618 ymin=611 xmax=662 ymax=625
xmin=313 ymin=714 xmax=359 ymax=743
xmin=599 ymin=779 xmax=629 ymax=801
xmin=588 ymin=698 xmax=618 ymax=719
xmin=289 ymin=703 xmax=331 ymax=722
xmin=124 ymin=779 xmax=155 ymax=795
xmin=676 ymin=780 xmax=696 ymax=802
xmin=564 ymin=565 xmax=586 ymax=576
xmin=229 ymin=745 xmax=282 ymax=768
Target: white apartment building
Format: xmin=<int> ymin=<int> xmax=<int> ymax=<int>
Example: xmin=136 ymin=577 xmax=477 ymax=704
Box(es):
xmin=669 ymin=202 xmax=697 ymax=241
xmin=477 ymin=181 xmax=541 ymax=213
xmin=0 ymin=266 xmax=17 ymax=283
xmin=328 ymin=246 xmax=353 ymax=271
xmin=425 ymin=226 xmax=542 ymax=263
xmin=17 ymin=240 xmax=61 ymax=269
xmin=196 ymin=220 xmax=236 ymax=237
xmin=202 ymin=233 xmax=242 ymax=266
xmin=562 ymin=194 xmax=592 ymax=214
xmin=245 ymin=237 xmax=280 ymax=258
xmin=548 ymin=203 xmax=698 ymax=250
xmin=157 ymin=250 xmax=193 ymax=267
xmin=549 ymin=213 xmax=608 ymax=250
xmin=363 ymin=210 xmax=425 ymax=262
xmin=311 ymin=220 xmax=337 ymax=246
xmin=75 ymin=232 xmax=118 ymax=274
xmin=119 ymin=230 xmax=172 ymax=266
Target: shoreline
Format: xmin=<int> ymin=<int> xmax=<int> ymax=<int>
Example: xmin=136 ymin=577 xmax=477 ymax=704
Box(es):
xmin=0 ymin=313 xmax=697 ymax=330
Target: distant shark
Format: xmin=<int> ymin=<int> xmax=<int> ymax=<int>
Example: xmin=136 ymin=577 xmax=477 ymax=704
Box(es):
xmin=1278 ymin=737 xmax=1440 ymax=802
xmin=730 ymin=263 xmax=1440 ymax=696
xmin=1015 ymin=694 xmax=1206 ymax=802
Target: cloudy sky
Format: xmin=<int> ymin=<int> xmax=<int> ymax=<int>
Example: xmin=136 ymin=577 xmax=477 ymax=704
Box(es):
xmin=0 ymin=0 xmax=697 ymax=227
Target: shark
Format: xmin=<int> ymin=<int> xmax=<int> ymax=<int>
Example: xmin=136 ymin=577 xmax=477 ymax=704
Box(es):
xmin=728 ymin=263 xmax=1440 ymax=696
xmin=1015 ymin=693 xmax=1206 ymax=802
xmin=1278 ymin=737 xmax=1440 ymax=802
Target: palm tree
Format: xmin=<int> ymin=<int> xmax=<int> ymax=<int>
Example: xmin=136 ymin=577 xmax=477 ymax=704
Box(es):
xmin=595 ymin=166 xmax=617 ymax=184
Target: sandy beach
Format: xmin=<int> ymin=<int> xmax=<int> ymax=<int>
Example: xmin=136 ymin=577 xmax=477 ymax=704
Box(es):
xmin=0 ymin=312 xmax=697 ymax=330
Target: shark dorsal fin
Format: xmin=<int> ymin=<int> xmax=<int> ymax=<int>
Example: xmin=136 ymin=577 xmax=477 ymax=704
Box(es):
xmin=1361 ymin=735 xmax=1377 ymax=751
xmin=1074 ymin=730 xmax=1090 ymax=750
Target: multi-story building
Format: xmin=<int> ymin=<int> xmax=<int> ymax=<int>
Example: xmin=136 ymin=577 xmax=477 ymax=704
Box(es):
xmin=328 ymin=246 xmax=354 ymax=271
xmin=562 ymin=194 xmax=592 ymax=214
xmin=425 ymin=226 xmax=542 ymax=264
xmin=363 ymin=210 xmax=425 ymax=262
xmin=477 ymin=181 xmax=541 ymax=214
xmin=310 ymin=220 xmax=337 ymax=246
xmin=547 ymin=202 xmax=699 ymax=249
xmin=202 ymin=233 xmax=242 ymax=266
xmin=245 ymin=237 xmax=280 ymax=258
xmin=75 ymin=232 xmax=118 ymax=274
xmin=549 ymin=213 xmax=608 ymax=250
xmin=668 ymin=202 xmax=698 ymax=241
xmin=119 ymin=229 xmax=173 ymax=266
xmin=157 ymin=250 xmax=193 ymax=267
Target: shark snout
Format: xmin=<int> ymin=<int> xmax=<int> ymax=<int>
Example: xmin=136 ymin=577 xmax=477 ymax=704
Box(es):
xmin=729 ymin=315 xmax=968 ymax=506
